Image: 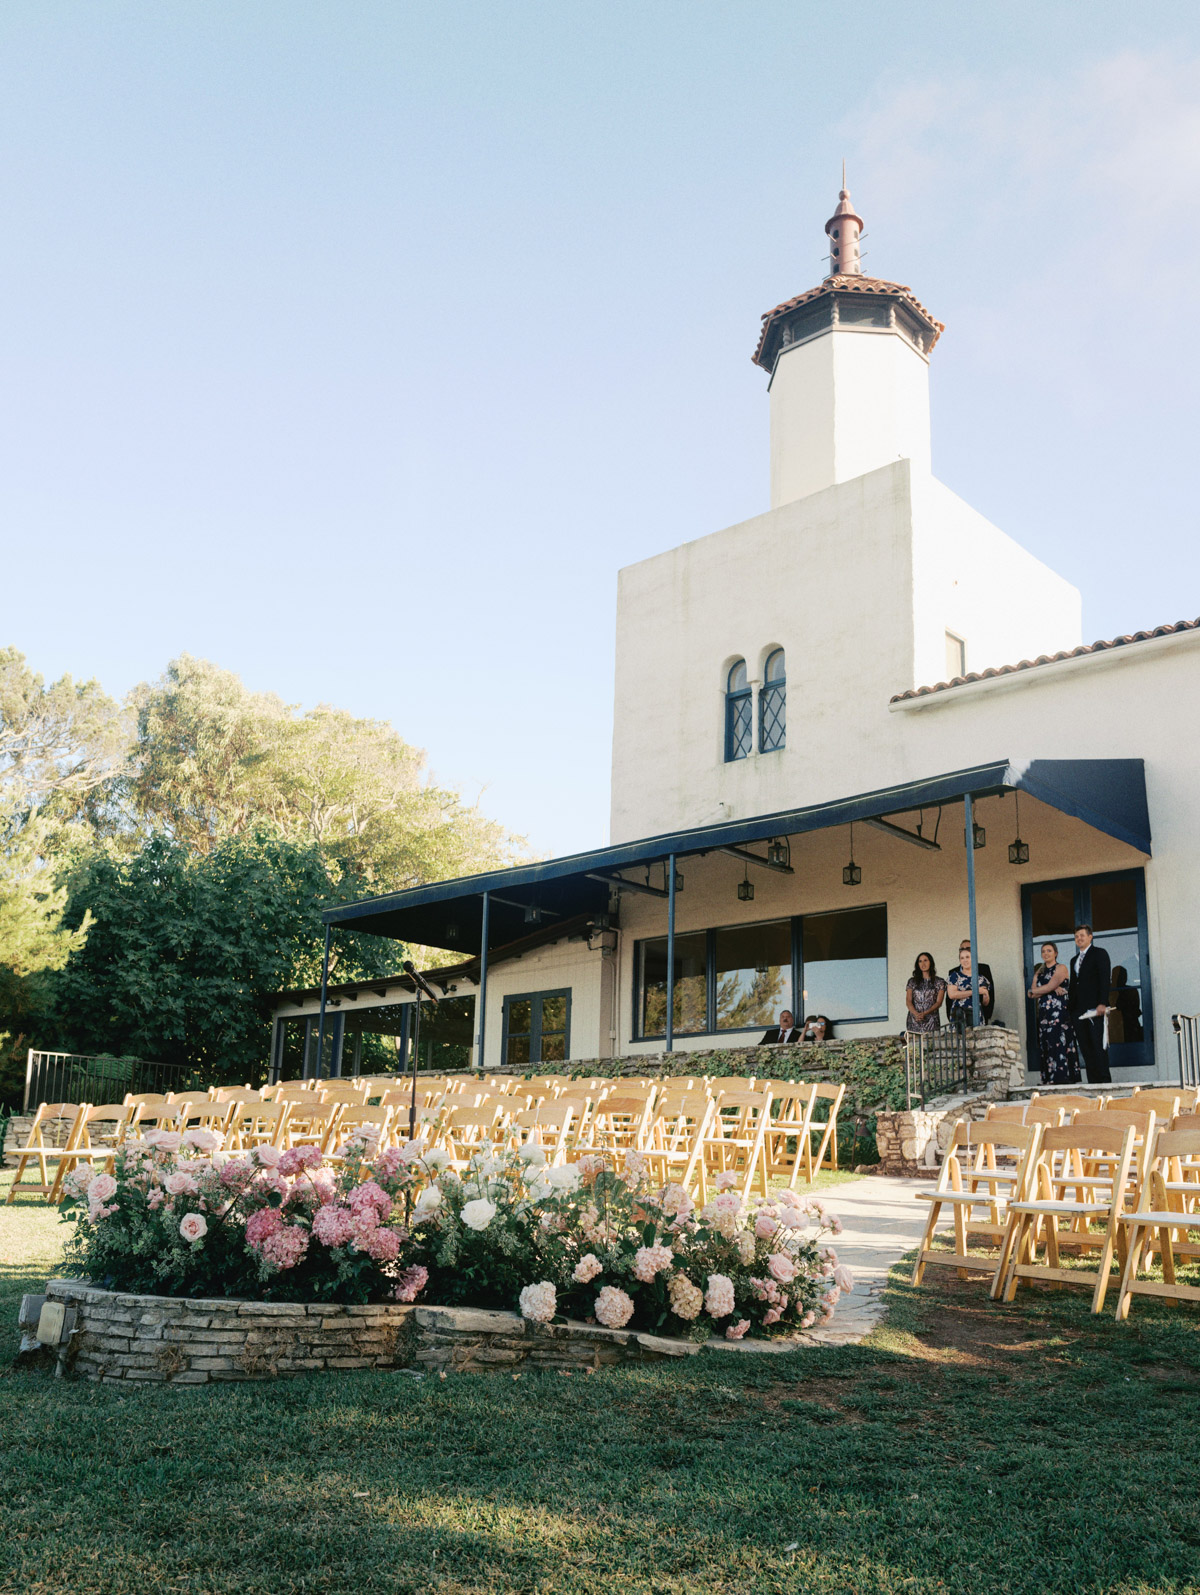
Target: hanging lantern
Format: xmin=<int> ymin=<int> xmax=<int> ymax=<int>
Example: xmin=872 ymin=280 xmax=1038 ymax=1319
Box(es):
xmin=737 ymin=862 xmax=755 ymax=902
xmin=972 ymin=822 xmax=986 ymax=850
xmin=767 ymin=838 xmax=790 ymax=869
xmin=1008 ymin=791 xmax=1030 ymax=865
xmin=843 ymin=821 xmax=862 ymax=886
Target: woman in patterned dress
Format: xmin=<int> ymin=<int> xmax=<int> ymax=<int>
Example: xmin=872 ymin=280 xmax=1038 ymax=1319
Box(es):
xmin=1028 ymin=939 xmax=1080 ymax=1084
xmin=905 ymin=952 xmax=947 ymax=1034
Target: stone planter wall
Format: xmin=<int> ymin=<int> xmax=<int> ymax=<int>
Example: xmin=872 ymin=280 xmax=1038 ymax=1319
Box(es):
xmin=39 ymin=1280 xmax=792 ymax=1384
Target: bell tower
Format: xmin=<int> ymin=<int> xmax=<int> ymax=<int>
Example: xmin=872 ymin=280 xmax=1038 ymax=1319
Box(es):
xmin=754 ymin=181 xmax=944 ymax=509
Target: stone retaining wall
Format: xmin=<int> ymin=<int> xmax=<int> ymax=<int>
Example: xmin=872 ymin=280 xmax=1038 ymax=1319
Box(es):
xmin=39 ymin=1280 xmax=791 ymax=1384
xmin=873 ymin=1028 xmax=1024 ymax=1176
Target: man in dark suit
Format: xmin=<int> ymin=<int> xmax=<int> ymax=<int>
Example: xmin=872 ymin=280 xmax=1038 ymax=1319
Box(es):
xmin=1068 ymin=923 xmax=1112 ymax=1083
xmin=760 ymin=1009 xmax=802 ymax=1045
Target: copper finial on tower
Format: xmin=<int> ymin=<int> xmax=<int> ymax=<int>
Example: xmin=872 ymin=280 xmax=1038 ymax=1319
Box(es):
xmin=824 ymin=172 xmax=863 ymax=278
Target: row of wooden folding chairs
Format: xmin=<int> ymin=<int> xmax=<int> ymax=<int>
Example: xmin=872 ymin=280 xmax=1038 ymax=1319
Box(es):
xmin=913 ymin=1101 xmax=1200 ymax=1319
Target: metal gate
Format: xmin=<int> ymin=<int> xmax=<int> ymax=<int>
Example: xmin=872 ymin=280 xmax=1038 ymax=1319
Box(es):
xmin=23 ymin=1050 xmax=192 ymax=1112
xmin=905 ymin=1027 xmax=969 ymax=1109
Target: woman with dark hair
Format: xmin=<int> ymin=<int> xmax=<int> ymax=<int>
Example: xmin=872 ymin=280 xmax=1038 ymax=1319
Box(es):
xmin=905 ymin=952 xmax=946 ymax=1034
xmin=1029 ymin=940 xmax=1080 ymax=1084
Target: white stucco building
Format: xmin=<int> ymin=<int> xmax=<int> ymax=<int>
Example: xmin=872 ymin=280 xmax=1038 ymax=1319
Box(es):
xmin=274 ymin=184 xmax=1199 ymax=1085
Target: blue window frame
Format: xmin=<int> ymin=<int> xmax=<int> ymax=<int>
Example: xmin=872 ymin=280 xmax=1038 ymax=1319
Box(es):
xmin=759 ymin=648 xmax=786 ymax=753
xmin=725 ymin=660 xmax=752 ymax=762
xmin=502 ymin=989 xmax=572 ymax=1066
xmin=1020 ymin=868 xmax=1152 ymax=1071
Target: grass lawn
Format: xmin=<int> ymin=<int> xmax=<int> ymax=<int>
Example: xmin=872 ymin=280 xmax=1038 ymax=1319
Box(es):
xmin=3 ymin=1168 xmax=1200 ymax=1594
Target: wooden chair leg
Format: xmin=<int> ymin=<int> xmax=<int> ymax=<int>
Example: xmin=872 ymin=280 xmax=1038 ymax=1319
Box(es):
xmin=912 ymin=1201 xmax=942 ymax=1286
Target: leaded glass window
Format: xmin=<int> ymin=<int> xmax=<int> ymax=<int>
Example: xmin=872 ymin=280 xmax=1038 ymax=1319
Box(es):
xmin=759 ymin=648 xmax=786 ymax=753
xmin=725 ymin=659 xmax=752 ymax=762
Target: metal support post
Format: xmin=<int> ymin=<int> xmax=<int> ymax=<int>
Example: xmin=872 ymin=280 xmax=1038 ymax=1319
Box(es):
xmin=964 ymin=794 xmax=981 ymax=1029
xmin=314 ymin=925 xmax=332 ymax=1081
xmin=665 ymin=852 xmax=677 ymax=1053
xmin=476 ymin=891 xmax=491 ymax=1073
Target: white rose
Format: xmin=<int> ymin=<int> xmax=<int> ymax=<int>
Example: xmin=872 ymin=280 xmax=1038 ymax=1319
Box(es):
xmin=461 ymin=1198 xmax=498 ymax=1231
xmin=517 ymin=1143 xmax=547 ymax=1165
xmin=421 ymin=1149 xmax=450 ymax=1173
xmin=414 ymin=1185 xmax=443 ymax=1215
xmin=546 ymin=1164 xmax=582 ymax=1191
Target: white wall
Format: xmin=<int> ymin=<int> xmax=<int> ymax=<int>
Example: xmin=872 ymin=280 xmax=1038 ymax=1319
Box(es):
xmin=769 ymin=328 xmax=931 ymax=509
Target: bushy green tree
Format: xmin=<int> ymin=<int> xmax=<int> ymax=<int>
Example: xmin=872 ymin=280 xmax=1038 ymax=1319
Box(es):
xmin=46 ymin=829 xmax=395 ymax=1084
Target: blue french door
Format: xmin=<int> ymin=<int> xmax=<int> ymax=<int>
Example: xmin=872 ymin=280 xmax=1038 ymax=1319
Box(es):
xmin=1020 ymin=868 xmax=1152 ymax=1071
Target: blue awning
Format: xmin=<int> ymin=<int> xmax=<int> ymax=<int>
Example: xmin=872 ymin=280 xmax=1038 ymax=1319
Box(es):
xmin=325 ymin=757 xmax=1150 ymax=952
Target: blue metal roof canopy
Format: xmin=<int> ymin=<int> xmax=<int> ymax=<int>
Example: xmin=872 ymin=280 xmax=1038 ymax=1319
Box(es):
xmin=323 ymin=757 xmax=1151 ymax=953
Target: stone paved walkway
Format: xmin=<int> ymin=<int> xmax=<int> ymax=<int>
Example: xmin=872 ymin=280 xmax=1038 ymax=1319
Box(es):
xmin=802 ymin=1174 xmax=928 ymax=1347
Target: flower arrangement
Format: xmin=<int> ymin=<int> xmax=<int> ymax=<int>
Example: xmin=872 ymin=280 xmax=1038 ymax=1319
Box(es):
xmin=59 ymin=1132 xmax=849 ymax=1338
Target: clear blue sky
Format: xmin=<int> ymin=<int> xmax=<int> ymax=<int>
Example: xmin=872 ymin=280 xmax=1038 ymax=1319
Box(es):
xmin=3 ymin=3 xmax=1198 ymax=858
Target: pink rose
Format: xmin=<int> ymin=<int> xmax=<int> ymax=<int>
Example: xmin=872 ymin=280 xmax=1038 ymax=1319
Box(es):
xmin=833 ymin=1264 xmax=855 ymax=1293
xmin=182 ymin=1128 xmax=222 ymax=1153
xmin=164 ymin=1171 xmax=198 ymax=1197
xmin=179 ymin=1212 xmax=208 ymax=1243
xmin=767 ymin=1253 xmax=797 ymax=1284
xmin=144 ymin=1129 xmax=182 ymax=1153
xmin=763 ymin=1305 xmax=783 ymax=1326
xmin=755 ymin=1213 xmax=779 ymax=1239
xmin=254 ymin=1144 xmax=282 ymax=1168
xmin=725 ymin=1319 xmax=751 ymax=1340
xmin=88 ymin=1172 xmax=118 ymax=1205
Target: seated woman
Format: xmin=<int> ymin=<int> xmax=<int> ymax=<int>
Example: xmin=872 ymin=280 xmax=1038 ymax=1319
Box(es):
xmin=905 ymin=952 xmax=946 ymax=1033
xmin=945 ymin=940 xmax=992 ymax=1029
xmin=798 ymin=1014 xmax=833 ymax=1042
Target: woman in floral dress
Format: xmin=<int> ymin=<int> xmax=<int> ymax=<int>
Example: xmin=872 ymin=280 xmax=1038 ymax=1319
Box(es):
xmin=905 ymin=952 xmax=947 ymax=1034
xmin=1028 ymin=939 xmax=1080 ymax=1084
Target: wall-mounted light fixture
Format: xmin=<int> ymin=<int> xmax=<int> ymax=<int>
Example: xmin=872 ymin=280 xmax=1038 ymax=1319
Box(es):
xmin=972 ymin=821 xmax=986 ymax=850
xmin=1008 ymin=791 xmax=1030 ymax=865
xmin=843 ymin=822 xmax=862 ymax=887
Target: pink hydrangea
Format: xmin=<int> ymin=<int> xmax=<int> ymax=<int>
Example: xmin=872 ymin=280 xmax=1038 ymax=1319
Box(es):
xmin=659 ymin=1183 xmax=694 ymax=1219
xmin=278 ymin=1145 xmax=323 ymax=1177
xmin=259 ymin=1225 xmax=308 ymax=1270
xmin=164 ymin=1171 xmax=198 ymax=1197
xmin=620 ymin=1149 xmax=650 ymax=1186
xmin=632 ymin=1243 xmax=674 ymax=1282
xmin=350 ymin=1212 xmax=381 ymax=1248
xmin=309 ymin=1170 xmax=338 ymax=1205
xmin=245 ymin=1207 xmax=284 ymax=1245
xmin=254 ymin=1144 xmax=282 ymax=1168
xmin=668 ymin=1273 xmax=703 ymax=1321
xmin=767 ymin=1253 xmax=797 ymax=1284
xmin=594 ymin=1286 xmax=634 ymax=1329
xmin=349 ymin=1180 xmax=392 ymax=1220
xmin=179 ymin=1212 xmax=208 ymax=1242
xmin=64 ymin=1165 xmax=95 ymax=1196
xmin=519 ymin=1281 xmax=558 ymax=1323
xmin=220 ymin=1158 xmax=254 ymax=1187
xmin=374 ymin=1146 xmax=406 ymax=1180
xmin=366 ymin=1225 xmax=401 ymax=1262
xmin=576 ymin=1154 xmax=609 ymax=1183
xmin=573 ymin=1252 xmax=603 ymax=1284
xmin=392 ymin=1264 xmax=428 ymax=1303
xmin=736 ymin=1232 xmax=756 ymax=1264
xmin=704 ymin=1273 xmax=736 ymax=1318
xmin=725 ymin=1319 xmax=751 ymax=1340
xmin=311 ymin=1203 xmax=354 ymax=1246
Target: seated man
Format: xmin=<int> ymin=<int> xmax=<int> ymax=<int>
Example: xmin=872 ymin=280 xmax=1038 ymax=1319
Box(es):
xmin=760 ymin=1009 xmax=802 ymax=1045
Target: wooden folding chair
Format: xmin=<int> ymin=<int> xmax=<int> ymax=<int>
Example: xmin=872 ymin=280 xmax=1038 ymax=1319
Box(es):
xmin=284 ymin=1100 xmax=343 ymax=1152
xmin=1114 ymin=1123 xmax=1200 ymax=1319
xmin=1126 ymin=1087 xmax=1188 ymax=1119
xmin=985 ymin=1102 xmax=1028 ymax=1124
xmin=270 ymin=1083 xmax=321 ymax=1105
xmin=808 ymin=1083 xmax=846 ymax=1178
xmin=210 ymin=1086 xmax=263 ymax=1105
xmin=762 ymin=1081 xmax=819 ymax=1187
xmin=998 ymin=1122 xmax=1138 ymax=1311
xmin=510 ymin=1102 xmax=576 ymax=1164
xmin=52 ymin=1103 xmax=139 ymax=1199
xmin=694 ymin=1088 xmax=774 ymax=1203
xmin=1030 ymin=1091 xmax=1108 ymax=1114
xmin=643 ymin=1090 xmax=713 ymax=1189
xmin=912 ymin=1120 xmax=1041 ymax=1286
xmin=173 ymin=1096 xmax=236 ymax=1137
xmin=5 ymin=1103 xmax=87 ymax=1204
xmin=577 ymin=1091 xmax=655 ymax=1158
xmin=226 ymin=1100 xmax=292 ymax=1151
xmin=328 ymin=1104 xmax=395 ymax=1158
xmin=124 ymin=1092 xmax=171 ymax=1111
xmin=444 ymin=1105 xmax=510 ymax=1165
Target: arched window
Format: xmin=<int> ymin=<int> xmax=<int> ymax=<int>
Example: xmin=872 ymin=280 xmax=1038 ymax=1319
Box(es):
xmin=724 ymin=659 xmax=752 ymax=762
xmin=759 ymin=648 xmax=786 ymax=752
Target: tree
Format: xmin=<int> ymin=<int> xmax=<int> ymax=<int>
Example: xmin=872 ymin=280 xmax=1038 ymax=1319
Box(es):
xmin=126 ymin=656 xmax=524 ymax=887
xmin=46 ymin=829 xmax=396 ymax=1083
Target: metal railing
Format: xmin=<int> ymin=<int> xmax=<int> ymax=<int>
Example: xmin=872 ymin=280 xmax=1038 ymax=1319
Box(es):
xmin=1173 ymin=1013 xmax=1200 ymax=1090
xmin=905 ymin=1027 xmax=969 ymax=1109
xmin=23 ymin=1050 xmax=194 ymax=1112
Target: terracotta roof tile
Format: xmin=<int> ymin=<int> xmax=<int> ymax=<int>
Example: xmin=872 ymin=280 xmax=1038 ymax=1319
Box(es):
xmin=891 ymin=618 xmax=1200 ymax=703
xmin=752 ymin=275 xmax=944 ymax=370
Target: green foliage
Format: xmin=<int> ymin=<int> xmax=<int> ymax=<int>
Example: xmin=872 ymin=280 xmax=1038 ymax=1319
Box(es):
xmin=44 ymin=828 xmax=395 ymax=1084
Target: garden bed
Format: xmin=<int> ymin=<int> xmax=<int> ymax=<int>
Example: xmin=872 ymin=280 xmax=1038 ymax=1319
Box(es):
xmin=39 ymin=1279 xmax=803 ymax=1383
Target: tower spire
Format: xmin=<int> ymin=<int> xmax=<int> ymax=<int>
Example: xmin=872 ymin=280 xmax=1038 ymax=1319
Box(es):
xmin=825 ymin=174 xmax=863 ymax=278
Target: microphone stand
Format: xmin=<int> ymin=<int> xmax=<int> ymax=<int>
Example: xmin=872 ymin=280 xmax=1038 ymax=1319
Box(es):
xmin=408 ymin=986 xmax=421 ymax=1142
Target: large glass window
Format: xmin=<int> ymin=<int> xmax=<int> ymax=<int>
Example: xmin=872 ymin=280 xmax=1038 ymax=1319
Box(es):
xmin=725 ymin=660 xmax=752 ymax=762
xmin=715 ymin=921 xmax=792 ymax=1031
xmin=801 ymin=906 xmax=888 ymax=1023
xmin=635 ymin=906 xmax=889 ymax=1038
xmin=759 ymin=649 xmax=786 ymax=753
xmin=640 ymin=933 xmax=708 ymax=1036
xmin=503 ymin=989 xmax=571 ymax=1066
